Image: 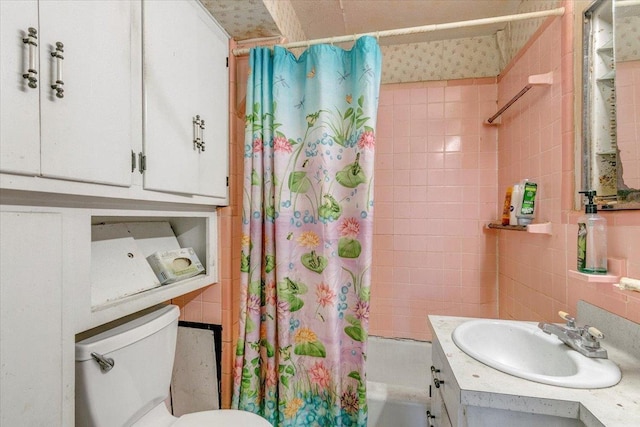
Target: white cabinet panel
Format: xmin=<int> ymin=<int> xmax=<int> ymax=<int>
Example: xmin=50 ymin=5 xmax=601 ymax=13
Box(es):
xmin=0 ymin=211 xmax=63 ymax=426
xmin=0 ymin=0 xmax=40 ymax=176
xmin=39 ymin=0 xmax=140 ymax=187
xmin=143 ymin=0 xmax=229 ymax=198
xmin=1 ymin=0 xmax=140 ymax=187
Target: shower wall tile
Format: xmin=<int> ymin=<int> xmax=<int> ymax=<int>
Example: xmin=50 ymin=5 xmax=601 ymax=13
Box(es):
xmin=369 ymin=78 xmax=499 ymax=341
xmin=497 ymin=3 xmax=640 ymax=325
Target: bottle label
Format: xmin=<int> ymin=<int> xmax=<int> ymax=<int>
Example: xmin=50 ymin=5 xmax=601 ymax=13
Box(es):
xmin=501 ymin=187 xmax=512 ymax=226
xmin=520 ymin=182 xmax=537 ymax=215
xmin=577 ymin=222 xmax=587 ymax=271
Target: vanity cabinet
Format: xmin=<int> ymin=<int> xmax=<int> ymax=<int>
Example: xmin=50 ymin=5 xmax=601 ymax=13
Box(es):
xmin=0 ymin=0 xmax=141 ymax=187
xmin=431 ymin=338 xmax=459 ymax=427
xmin=142 ymin=0 xmax=229 ymax=199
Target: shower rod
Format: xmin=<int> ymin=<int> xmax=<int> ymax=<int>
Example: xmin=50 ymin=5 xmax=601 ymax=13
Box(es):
xmin=231 ymin=7 xmax=565 ymax=56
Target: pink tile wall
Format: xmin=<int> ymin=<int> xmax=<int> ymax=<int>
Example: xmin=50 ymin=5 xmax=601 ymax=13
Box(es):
xmin=369 ymin=78 xmax=499 ymax=341
xmin=496 ymin=16 xmax=566 ymax=322
xmin=497 ymin=3 xmax=640 ymax=324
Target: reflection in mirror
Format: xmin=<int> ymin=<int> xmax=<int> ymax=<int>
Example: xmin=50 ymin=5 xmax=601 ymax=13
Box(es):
xmin=615 ymin=0 xmax=640 ymax=199
xmin=582 ymin=0 xmax=640 ymax=209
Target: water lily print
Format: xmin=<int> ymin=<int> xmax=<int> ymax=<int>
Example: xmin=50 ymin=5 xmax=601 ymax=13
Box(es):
xmin=233 ymin=37 xmax=381 ymax=427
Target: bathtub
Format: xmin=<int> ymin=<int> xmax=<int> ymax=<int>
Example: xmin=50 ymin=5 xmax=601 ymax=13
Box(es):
xmin=366 ymin=336 xmax=431 ymax=426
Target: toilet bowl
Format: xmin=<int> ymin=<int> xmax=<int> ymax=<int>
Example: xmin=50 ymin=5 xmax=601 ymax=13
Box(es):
xmin=75 ymin=304 xmax=271 ymax=427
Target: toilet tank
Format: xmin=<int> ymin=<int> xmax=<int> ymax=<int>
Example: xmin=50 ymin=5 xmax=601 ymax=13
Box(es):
xmin=75 ymin=305 xmax=180 ymax=427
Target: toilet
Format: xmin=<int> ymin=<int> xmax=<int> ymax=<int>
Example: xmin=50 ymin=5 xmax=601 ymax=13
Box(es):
xmin=75 ymin=304 xmax=271 ymax=427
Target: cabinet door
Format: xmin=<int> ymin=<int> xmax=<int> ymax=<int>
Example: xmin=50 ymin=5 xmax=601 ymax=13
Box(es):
xmin=143 ymin=0 xmax=229 ymax=198
xmin=38 ymin=0 xmax=140 ymax=187
xmin=0 ymin=211 xmax=63 ymax=425
xmin=0 ymin=0 xmax=40 ymax=176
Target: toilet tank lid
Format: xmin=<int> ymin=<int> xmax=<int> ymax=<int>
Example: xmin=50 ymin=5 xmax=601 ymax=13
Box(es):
xmin=75 ymin=305 xmax=180 ymax=361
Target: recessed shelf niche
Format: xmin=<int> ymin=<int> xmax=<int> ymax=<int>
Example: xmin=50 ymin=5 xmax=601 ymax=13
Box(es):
xmin=87 ymin=213 xmax=217 ymax=329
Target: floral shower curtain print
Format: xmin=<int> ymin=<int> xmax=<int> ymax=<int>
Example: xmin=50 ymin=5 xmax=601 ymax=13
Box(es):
xmin=232 ymin=37 xmax=382 ymax=427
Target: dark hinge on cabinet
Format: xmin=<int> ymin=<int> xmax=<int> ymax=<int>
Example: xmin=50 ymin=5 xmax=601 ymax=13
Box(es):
xmin=226 ymin=176 xmax=229 ymax=186
xmin=138 ymin=152 xmax=146 ymax=173
xmin=226 ymin=57 xmax=229 ymax=68
xmin=131 ymin=150 xmax=137 ymax=173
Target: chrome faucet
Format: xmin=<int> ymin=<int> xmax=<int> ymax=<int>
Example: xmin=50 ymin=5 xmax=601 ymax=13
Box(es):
xmin=538 ymin=311 xmax=608 ymax=359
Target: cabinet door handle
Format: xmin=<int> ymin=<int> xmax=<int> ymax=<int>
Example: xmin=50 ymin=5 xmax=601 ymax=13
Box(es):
xmin=50 ymin=42 xmax=64 ymax=98
xmin=426 ymin=410 xmax=436 ymax=427
xmin=199 ymin=118 xmax=205 ymax=152
xmin=193 ymin=115 xmax=202 ymax=151
xmin=22 ymin=27 xmax=38 ymax=89
xmin=431 ymin=365 xmax=444 ymax=388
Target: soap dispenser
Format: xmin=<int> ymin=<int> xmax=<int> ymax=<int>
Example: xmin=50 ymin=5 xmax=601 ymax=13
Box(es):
xmin=577 ymin=191 xmax=607 ymax=274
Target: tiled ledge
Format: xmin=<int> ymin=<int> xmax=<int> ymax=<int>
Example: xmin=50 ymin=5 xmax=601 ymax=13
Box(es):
xmin=567 ymin=257 xmax=627 ymax=284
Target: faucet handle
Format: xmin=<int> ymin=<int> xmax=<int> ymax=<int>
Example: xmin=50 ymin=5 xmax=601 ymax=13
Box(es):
xmin=558 ymin=311 xmax=576 ymax=328
xmin=581 ymin=326 xmax=605 ymax=351
xmin=585 ymin=326 xmax=604 ymax=340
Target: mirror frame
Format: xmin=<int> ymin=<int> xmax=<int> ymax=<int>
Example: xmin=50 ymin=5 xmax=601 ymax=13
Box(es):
xmin=582 ymin=0 xmax=640 ymax=210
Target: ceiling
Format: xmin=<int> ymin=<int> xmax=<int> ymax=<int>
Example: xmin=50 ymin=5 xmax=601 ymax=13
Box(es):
xmin=288 ymin=0 xmax=522 ymax=45
xmin=203 ymin=0 xmax=525 ymax=46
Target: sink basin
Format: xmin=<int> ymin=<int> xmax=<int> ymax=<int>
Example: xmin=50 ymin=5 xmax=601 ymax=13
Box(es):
xmin=452 ymin=319 xmax=621 ymax=388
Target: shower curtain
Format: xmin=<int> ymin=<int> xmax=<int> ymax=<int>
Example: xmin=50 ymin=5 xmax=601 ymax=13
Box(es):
xmin=232 ymin=37 xmax=381 ymax=426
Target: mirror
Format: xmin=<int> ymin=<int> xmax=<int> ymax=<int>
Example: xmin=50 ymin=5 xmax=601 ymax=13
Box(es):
xmin=582 ymin=0 xmax=640 ymax=209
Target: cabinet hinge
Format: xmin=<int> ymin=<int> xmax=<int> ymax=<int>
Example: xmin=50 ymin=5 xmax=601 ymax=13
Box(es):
xmin=226 ymin=57 xmax=229 ymax=68
xmin=138 ymin=152 xmax=146 ymax=173
xmin=131 ymin=150 xmax=137 ymax=173
xmin=226 ymin=176 xmax=229 ymax=187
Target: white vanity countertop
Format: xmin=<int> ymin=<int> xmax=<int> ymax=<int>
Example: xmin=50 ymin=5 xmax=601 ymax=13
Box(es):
xmin=429 ymin=315 xmax=640 ymax=427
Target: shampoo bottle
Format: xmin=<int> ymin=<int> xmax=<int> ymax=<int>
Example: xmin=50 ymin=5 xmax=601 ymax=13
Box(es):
xmin=501 ymin=186 xmax=513 ymax=226
xmin=516 ymin=179 xmax=537 ymax=225
xmin=577 ymin=191 xmax=607 ymax=274
xmin=510 ymin=184 xmax=522 ymax=225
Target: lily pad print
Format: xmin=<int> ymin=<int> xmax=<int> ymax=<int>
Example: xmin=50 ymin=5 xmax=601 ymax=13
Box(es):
xmin=318 ymin=194 xmax=342 ymax=221
xmin=278 ymin=277 xmax=308 ymax=312
xmin=301 ymin=250 xmax=328 ymax=273
xmin=288 ymin=171 xmax=310 ymax=193
xmin=344 ymin=315 xmax=367 ymax=342
xmin=293 ymin=327 xmax=326 ymax=358
xmin=337 ymin=217 xmax=361 ymax=260
xmin=338 ymin=237 xmax=361 ymax=258
xmin=336 ymin=153 xmax=366 ymax=188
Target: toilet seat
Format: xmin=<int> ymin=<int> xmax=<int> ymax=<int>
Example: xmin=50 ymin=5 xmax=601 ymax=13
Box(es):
xmin=174 ymin=409 xmax=272 ymax=427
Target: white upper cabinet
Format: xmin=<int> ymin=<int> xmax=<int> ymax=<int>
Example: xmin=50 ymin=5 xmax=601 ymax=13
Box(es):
xmin=142 ymin=0 xmax=229 ymax=199
xmin=1 ymin=0 xmax=229 ymax=205
xmin=0 ymin=0 xmax=141 ymax=187
xmin=38 ymin=0 xmax=141 ymax=186
xmin=0 ymin=0 xmax=40 ymax=176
